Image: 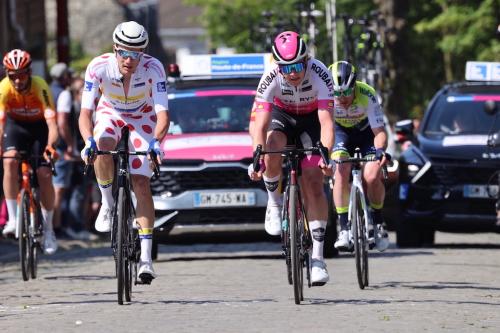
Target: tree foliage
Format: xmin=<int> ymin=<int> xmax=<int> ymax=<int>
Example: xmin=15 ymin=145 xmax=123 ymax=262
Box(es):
xmin=185 ymin=0 xmax=500 ymax=120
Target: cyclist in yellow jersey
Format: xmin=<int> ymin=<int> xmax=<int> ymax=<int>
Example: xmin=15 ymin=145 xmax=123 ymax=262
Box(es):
xmin=328 ymin=61 xmax=390 ymax=252
xmin=0 ymin=49 xmax=59 ymax=255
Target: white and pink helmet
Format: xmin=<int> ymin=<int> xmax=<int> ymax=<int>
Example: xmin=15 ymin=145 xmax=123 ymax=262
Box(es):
xmin=271 ymin=31 xmax=308 ymax=65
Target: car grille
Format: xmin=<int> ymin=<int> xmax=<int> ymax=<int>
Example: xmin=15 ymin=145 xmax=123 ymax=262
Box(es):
xmin=150 ymin=167 xmax=263 ymax=196
xmin=431 ymin=162 xmax=497 ymax=186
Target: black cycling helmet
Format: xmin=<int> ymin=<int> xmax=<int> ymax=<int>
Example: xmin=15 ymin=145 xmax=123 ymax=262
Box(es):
xmin=329 ymin=61 xmax=357 ymax=91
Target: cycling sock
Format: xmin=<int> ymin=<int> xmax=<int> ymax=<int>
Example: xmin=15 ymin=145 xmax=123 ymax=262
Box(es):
xmin=139 ymin=228 xmax=153 ymax=263
xmin=336 ymin=206 xmax=349 ymax=230
xmin=97 ymin=178 xmax=114 ymax=208
xmin=41 ymin=208 xmax=54 ymax=230
xmin=309 ymin=220 xmax=326 ymax=260
xmin=5 ymin=199 xmax=17 ymax=224
xmin=371 ymin=207 xmax=384 ymax=226
xmin=370 ymin=202 xmax=384 ymax=225
xmin=263 ymin=174 xmax=282 ymax=206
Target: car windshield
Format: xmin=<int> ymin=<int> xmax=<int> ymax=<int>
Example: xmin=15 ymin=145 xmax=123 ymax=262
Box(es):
xmin=423 ymin=94 xmax=500 ymax=137
xmin=167 ymin=89 xmax=255 ymax=134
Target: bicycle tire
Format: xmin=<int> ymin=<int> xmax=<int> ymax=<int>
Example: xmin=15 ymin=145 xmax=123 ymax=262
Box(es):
xmin=116 ymin=187 xmax=127 ymax=305
xmin=297 ymin=191 xmax=309 ymax=299
xmin=30 ymin=191 xmax=42 ymax=280
xmin=124 ymin=211 xmax=133 ymax=302
xmin=289 ymin=184 xmax=301 ymax=304
xmin=18 ymin=189 xmax=30 ymax=281
xmin=281 ymin=188 xmax=293 ymax=286
xmin=353 ymin=188 xmax=368 ymax=289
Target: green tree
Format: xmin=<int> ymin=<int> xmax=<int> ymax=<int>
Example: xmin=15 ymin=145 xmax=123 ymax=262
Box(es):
xmin=415 ymin=0 xmax=500 ymax=82
xmin=184 ymin=0 xmax=500 ymax=120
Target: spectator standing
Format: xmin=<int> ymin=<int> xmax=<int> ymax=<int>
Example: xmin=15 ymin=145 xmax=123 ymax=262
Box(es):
xmin=64 ymin=76 xmax=97 ymax=240
xmin=49 ymin=62 xmax=75 ymax=238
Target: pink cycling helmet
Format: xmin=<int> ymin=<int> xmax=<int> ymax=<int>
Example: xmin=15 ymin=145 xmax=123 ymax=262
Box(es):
xmin=271 ymin=31 xmax=308 ymax=65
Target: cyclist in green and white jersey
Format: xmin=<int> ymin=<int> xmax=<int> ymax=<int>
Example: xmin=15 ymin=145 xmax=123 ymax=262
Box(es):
xmin=329 ymin=61 xmax=390 ymax=252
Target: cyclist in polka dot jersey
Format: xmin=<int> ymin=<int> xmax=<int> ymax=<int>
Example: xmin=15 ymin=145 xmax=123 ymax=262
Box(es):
xmin=79 ymin=21 xmax=170 ymax=282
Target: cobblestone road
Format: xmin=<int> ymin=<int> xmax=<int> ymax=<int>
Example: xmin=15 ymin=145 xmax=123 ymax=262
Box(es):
xmin=1 ymin=232 xmax=500 ymax=332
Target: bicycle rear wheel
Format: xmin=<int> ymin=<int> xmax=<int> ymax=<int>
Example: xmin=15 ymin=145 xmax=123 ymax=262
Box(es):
xmin=352 ymin=189 xmax=369 ymax=289
xmin=18 ymin=189 xmax=30 ymax=281
xmin=289 ymin=185 xmax=302 ymax=304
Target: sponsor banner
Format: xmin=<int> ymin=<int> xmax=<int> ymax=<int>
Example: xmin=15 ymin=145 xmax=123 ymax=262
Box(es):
xmin=179 ymin=53 xmax=273 ymax=76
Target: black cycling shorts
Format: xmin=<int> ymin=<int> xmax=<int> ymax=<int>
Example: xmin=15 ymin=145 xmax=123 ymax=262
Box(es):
xmin=332 ymin=122 xmax=376 ymax=158
xmin=268 ymin=106 xmax=321 ymax=154
xmin=3 ymin=117 xmax=49 ymax=165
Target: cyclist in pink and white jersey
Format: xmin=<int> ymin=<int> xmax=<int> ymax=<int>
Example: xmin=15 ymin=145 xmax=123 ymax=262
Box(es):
xmin=79 ymin=21 xmax=170 ymax=283
xmin=248 ymin=31 xmax=335 ymax=286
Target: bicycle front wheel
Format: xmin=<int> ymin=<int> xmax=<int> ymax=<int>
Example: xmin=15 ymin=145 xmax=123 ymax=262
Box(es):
xmin=289 ymin=185 xmax=302 ymax=304
xmin=30 ymin=191 xmax=42 ymax=279
xmin=281 ymin=187 xmax=293 ymax=286
xmin=352 ymin=188 xmax=369 ymax=289
xmin=18 ymin=189 xmax=30 ymax=281
xmin=116 ymin=187 xmax=131 ymax=305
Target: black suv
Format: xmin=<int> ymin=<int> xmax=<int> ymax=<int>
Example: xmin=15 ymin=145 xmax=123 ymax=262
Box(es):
xmin=396 ymin=81 xmax=500 ymax=247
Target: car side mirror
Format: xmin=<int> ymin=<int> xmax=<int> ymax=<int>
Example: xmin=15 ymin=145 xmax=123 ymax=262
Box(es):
xmin=484 ymin=100 xmax=498 ymax=115
xmin=394 ymin=119 xmax=414 ymax=144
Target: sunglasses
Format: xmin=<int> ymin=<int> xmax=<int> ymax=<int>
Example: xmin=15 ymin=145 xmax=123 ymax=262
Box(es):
xmin=115 ymin=48 xmax=142 ymax=60
xmin=333 ymin=87 xmax=353 ymax=97
xmin=7 ymin=70 xmax=29 ymax=81
xmin=279 ymin=62 xmax=305 ymax=74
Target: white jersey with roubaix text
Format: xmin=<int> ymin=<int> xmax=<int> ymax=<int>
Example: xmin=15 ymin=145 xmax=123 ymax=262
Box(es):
xmin=253 ymin=58 xmax=334 ymax=115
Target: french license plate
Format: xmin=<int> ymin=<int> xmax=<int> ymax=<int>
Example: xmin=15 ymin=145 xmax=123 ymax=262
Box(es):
xmin=463 ymin=184 xmax=499 ymax=199
xmin=193 ymin=191 xmax=256 ymax=207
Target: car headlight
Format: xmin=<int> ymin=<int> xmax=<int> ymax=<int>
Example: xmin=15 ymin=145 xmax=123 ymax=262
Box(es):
xmin=407 ymin=164 xmax=421 ymax=177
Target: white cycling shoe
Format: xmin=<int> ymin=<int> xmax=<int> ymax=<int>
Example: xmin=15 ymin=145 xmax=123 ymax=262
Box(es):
xmin=138 ymin=261 xmax=156 ymax=284
xmin=375 ymin=224 xmax=389 ymax=252
xmin=311 ymin=259 xmax=329 ymax=286
xmin=264 ymin=204 xmax=282 ymax=236
xmin=43 ymin=230 xmax=58 ymax=255
xmin=2 ymin=220 xmax=16 ymax=237
xmin=95 ymin=206 xmax=112 ymax=233
xmin=334 ymin=230 xmax=352 ymax=252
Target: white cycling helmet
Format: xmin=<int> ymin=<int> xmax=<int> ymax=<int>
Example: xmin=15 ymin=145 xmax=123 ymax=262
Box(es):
xmin=113 ymin=21 xmax=149 ymax=49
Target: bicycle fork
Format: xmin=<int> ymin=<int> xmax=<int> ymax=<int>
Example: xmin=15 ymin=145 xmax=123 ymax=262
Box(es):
xmin=348 ymin=170 xmax=373 ymax=249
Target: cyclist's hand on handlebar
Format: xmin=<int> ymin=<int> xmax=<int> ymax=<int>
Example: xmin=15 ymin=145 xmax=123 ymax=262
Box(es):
xmin=147 ymin=138 xmax=163 ymax=165
xmin=375 ymin=148 xmax=391 ymax=166
xmin=318 ymin=159 xmax=334 ymax=177
xmin=248 ymin=159 xmax=265 ymax=181
xmin=80 ymin=137 xmax=97 ymax=165
xmin=43 ymin=145 xmax=59 ymax=162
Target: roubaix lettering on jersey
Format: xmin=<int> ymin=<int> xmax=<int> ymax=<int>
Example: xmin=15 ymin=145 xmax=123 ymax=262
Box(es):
xmin=254 ymin=58 xmax=334 ymax=115
xmin=311 ymin=63 xmax=333 ymax=91
xmin=257 ymin=69 xmax=278 ymax=95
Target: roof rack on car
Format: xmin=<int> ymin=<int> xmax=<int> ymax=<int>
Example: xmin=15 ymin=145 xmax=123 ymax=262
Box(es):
xmin=465 ymin=61 xmax=500 ymax=82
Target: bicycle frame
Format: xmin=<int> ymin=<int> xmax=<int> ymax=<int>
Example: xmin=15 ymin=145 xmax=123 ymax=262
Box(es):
xmin=253 ymin=142 xmax=328 ymax=304
xmin=4 ymin=151 xmax=55 ymax=281
xmin=348 ymin=158 xmax=372 ymax=248
xmin=85 ymin=126 xmax=159 ymax=304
